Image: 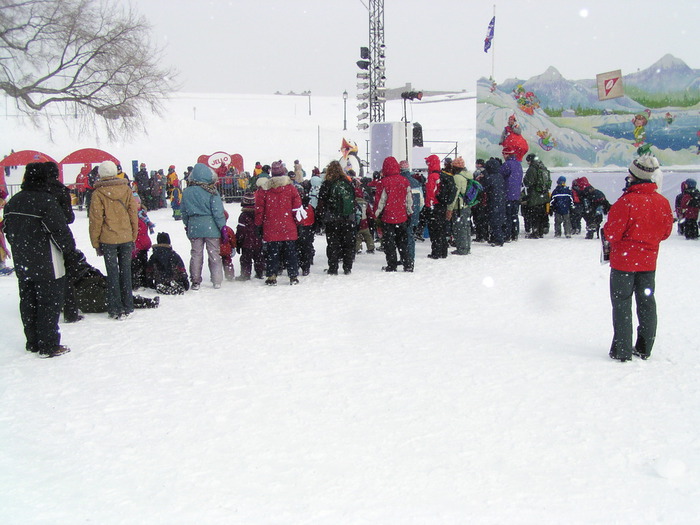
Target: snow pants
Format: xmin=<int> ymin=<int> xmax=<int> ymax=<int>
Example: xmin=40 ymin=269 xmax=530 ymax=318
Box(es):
xmin=609 ymin=269 xmax=658 ymax=360
xmin=325 ymin=219 xmax=356 ymax=273
xmin=18 ymin=276 xmax=65 ymax=352
xmin=452 ymin=207 xmax=471 ymax=254
xmin=189 ymin=237 xmax=222 ymax=287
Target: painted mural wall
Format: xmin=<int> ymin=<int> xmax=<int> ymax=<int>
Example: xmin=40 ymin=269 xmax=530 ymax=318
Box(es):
xmin=477 ymin=54 xmax=700 ymax=168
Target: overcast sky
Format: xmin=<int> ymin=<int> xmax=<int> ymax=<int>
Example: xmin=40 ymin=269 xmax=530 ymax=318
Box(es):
xmin=135 ymin=0 xmax=700 ymax=96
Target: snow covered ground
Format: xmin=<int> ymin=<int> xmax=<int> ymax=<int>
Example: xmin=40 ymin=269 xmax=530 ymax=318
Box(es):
xmin=1 ymin=94 xmax=700 ymax=524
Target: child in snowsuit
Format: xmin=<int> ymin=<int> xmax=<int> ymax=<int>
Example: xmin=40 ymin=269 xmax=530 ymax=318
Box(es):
xmin=550 ymin=176 xmax=574 ymax=238
xmin=171 ymin=179 xmax=182 ymax=221
xmin=354 ymin=182 xmax=375 ymax=255
xmin=131 ymin=215 xmax=152 ymax=289
xmin=235 ymin=193 xmax=264 ymax=280
xmin=74 ymin=263 xmax=160 ymax=313
xmin=679 ymin=178 xmax=700 ymax=240
xmin=145 ymin=232 xmax=189 ymax=294
xmin=220 ymin=210 xmax=237 ymax=281
xmin=297 ymin=194 xmax=316 ymax=276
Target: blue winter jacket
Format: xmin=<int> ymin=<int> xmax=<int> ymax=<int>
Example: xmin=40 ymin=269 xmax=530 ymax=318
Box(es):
xmin=181 ymin=163 xmax=226 ymax=239
xmin=550 ymin=185 xmax=574 ymax=215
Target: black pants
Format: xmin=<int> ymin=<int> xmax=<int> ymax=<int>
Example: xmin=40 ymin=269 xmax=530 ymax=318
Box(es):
xmin=382 ymin=221 xmax=411 ymax=270
xmin=18 ymin=277 xmax=65 ymax=352
xmin=297 ymin=225 xmax=315 ymax=272
xmin=325 ymin=220 xmax=356 ymax=272
xmin=610 ymin=269 xmax=658 ymax=359
xmin=528 ymin=204 xmax=548 ymax=237
xmin=427 ymin=206 xmax=448 ymax=257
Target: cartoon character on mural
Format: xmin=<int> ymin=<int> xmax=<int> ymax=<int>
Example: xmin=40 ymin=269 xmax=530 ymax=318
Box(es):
xmin=536 ymin=129 xmax=558 ymax=151
xmin=499 ymin=114 xmax=529 ymax=161
xmin=664 ymin=112 xmax=675 ymax=126
xmin=632 ymin=110 xmax=651 ymax=147
xmin=512 ymin=85 xmax=540 ymax=115
xmin=339 ymin=138 xmax=363 ymax=177
xmin=489 ymin=78 xmax=498 ymax=93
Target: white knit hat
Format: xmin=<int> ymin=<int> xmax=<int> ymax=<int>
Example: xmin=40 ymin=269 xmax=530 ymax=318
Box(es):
xmin=98 ymin=160 xmax=118 ymax=179
xmin=628 ymin=154 xmax=660 ymax=181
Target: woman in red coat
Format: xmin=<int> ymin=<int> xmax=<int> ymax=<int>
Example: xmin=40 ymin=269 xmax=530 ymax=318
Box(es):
xmin=254 ymin=161 xmax=302 ymax=285
xmin=604 ymin=155 xmax=673 ymax=362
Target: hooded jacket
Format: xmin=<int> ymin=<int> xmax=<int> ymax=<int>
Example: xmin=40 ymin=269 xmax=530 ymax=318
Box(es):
xmin=604 ymin=181 xmax=673 ymax=272
xmin=145 ymin=243 xmax=189 ymax=292
xmin=181 ymin=163 xmax=226 ymax=239
xmin=424 ymin=155 xmax=442 ymax=208
xmin=254 ymin=175 xmax=302 ymax=242
xmin=4 ymin=176 xmax=76 ymax=281
xmin=89 ymin=176 xmax=139 ymax=248
xmin=500 ymin=156 xmax=524 ymax=201
xmin=374 ymin=157 xmax=412 ymax=224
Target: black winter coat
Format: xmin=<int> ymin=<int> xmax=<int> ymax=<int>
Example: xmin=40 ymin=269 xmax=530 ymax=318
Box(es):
xmin=3 ymin=182 xmax=76 ymax=281
xmin=47 ymin=178 xmax=75 ymax=224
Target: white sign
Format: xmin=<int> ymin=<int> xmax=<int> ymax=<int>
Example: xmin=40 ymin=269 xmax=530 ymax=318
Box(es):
xmin=596 ymin=70 xmax=624 ymax=101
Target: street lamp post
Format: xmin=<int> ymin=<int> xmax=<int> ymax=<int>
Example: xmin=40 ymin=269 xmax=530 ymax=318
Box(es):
xmin=343 ymin=90 xmax=348 ymax=131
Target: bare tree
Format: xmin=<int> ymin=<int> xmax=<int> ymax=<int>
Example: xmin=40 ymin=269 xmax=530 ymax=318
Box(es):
xmin=0 ymin=0 xmax=178 ymax=138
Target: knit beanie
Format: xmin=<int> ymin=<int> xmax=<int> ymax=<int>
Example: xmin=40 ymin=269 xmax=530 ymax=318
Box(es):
xmin=270 ymin=161 xmax=286 ymax=176
xmin=557 ymin=176 xmax=566 ymax=184
xmin=628 ymin=154 xmax=660 ymax=181
xmin=98 ymin=160 xmax=118 ymax=179
xmin=156 ymin=232 xmax=171 ymax=245
xmin=241 ymin=193 xmax=255 ymax=208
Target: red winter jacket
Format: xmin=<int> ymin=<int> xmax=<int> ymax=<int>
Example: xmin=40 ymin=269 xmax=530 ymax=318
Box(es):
xmin=604 ymin=182 xmax=673 ymax=272
xmin=254 ymin=175 xmax=302 ymax=242
xmin=374 ymin=157 xmax=412 ymax=224
xmin=424 ymin=155 xmax=441 ymax=208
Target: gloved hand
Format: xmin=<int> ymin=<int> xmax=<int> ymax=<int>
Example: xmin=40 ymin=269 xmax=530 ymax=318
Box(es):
xmin=221 ymin=227 xmax=229 ymax=244
xmin=294 ymin=206 xmax=308 ymax=222
xmin=96 ymin=247 xmax=103 ymax=257
xmin=255 ymin=225 xmax=263 ymax=238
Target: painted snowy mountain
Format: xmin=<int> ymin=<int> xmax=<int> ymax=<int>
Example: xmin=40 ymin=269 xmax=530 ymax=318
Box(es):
xmin=624 ymin=54 xmax=700 ymax=93
xmin=495 ymin=55 xmax=700 ymax=112
xmin=497 ymin=67 xmax=640 ymax=112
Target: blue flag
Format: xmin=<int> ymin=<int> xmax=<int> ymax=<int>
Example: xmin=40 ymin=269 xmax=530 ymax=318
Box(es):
xmin=484 ymin=16 xmax=495 ymax=53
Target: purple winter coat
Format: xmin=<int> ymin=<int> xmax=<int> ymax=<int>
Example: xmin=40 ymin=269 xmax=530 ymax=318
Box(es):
xmin=499 ymin=157 xmax=524 ymax=201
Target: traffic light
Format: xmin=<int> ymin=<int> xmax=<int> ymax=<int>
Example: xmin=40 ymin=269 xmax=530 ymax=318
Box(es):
xmin=401 ymin=91 xmax=423 ymax=101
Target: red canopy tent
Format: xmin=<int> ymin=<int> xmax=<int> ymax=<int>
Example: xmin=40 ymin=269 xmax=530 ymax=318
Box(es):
xmin=59 ymin=148 xmax=120 ymax=183
xmin=0 ymin=150 xmax=58 ymax=189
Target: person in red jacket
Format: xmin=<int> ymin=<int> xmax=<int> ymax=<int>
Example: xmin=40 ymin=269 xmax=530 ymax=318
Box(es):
xmin=374 ymin=156 xmax=413 ymax=272
xmin=255 ymin=161 xmax=303 ymax=285
xmin=604 ymin=154 xmax=673 ymax=362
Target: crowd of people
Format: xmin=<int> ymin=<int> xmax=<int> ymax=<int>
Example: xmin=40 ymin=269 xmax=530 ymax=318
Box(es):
xmin=0 ymin=147 xmax=693 ymax=360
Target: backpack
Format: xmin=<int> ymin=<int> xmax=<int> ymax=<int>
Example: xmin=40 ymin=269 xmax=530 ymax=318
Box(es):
xmin=436 ymin=173 xmax=457 ymax=205
xmin=533 ymin=162 xmax=551 ymax=193
xmin=462 ymin=178 xmax=484 ymax=207
xmin=330 ymin=180 xmax=356 ymax=216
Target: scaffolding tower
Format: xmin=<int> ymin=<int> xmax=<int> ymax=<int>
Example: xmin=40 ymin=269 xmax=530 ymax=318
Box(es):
xmin=368 ymin=0 xmax=385 ymax=123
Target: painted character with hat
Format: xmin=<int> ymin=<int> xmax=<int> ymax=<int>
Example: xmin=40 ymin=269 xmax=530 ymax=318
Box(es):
xmin=604 ymin=154 xmax=674 ymax=362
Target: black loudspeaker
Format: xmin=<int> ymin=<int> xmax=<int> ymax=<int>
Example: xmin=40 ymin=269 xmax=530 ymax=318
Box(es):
xmin=413 ymin=122 xmax=423 ymax=147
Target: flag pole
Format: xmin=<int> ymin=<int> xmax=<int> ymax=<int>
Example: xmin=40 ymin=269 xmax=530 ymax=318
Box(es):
xmin=491 ymin=4 xmax=496 ymax=81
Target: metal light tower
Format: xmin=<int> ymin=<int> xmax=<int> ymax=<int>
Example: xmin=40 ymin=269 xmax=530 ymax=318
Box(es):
xmin=368 ymin=0 xmax=385 ymax=123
